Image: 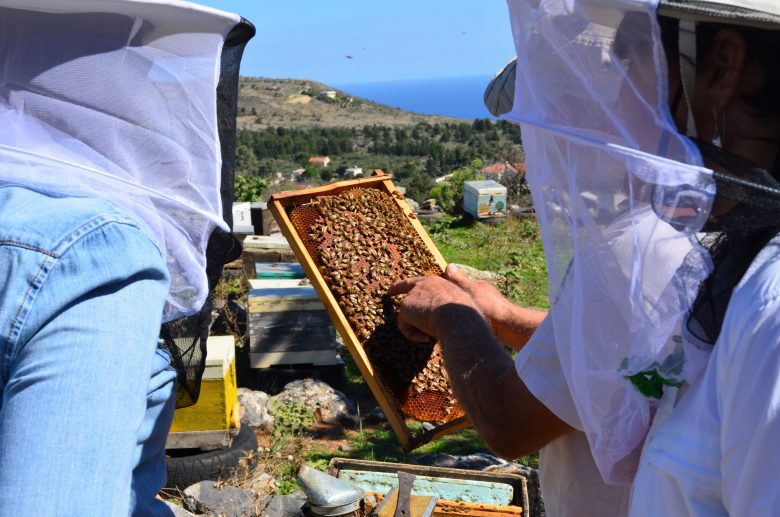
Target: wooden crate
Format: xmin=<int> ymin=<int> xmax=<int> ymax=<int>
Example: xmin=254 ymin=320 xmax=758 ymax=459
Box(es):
xmin=269 ymin=173 xmax=469 ymax=450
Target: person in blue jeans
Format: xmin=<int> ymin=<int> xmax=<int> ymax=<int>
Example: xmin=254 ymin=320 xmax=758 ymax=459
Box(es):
xmin=0 ymin=186 xmax=176 ymax=515
xmin=0 ymin=1 xmax=252 ymax=515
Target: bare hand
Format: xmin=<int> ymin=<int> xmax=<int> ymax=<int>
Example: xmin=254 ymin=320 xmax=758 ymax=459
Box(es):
xmin=387 ymin=274 xmax=481 ymax=342
xmin=443 ymin=264 xmax=514 ymax=328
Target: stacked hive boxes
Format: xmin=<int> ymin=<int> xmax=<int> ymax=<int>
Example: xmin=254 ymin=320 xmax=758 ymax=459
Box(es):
xmin=248 ymin=263 xmax=340 ymax=369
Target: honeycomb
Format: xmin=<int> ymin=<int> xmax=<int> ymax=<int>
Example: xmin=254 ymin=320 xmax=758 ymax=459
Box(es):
xmin=289 ymin=187 xmax=464 ymax=423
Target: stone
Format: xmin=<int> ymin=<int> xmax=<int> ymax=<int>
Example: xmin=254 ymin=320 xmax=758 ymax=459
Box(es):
xmin=451 ymin=263 xmax=504 ymax=285
xmin=163 ymin=500 xmax=198 ymax=517
xmin=262 ymin=493 xmax=307 ymax=517
xmin=414 ymin=452 xmax=507 ymax=471
xmin=247 ymin=472 xmax=277 ymax=498
xmin=238 ymin=388 xmax=276 ymax=433
xmin=404 ymin=197 xmax=420 ymax=213
xmin=273 ymin=378 xmax=355 ymax=425
xmin=184 ymin=481 xmax=259 ymax=517
xmin=362 ymin=406 xmax=386 ymax=424
xmin=486 ymin=463 xmax=545 ymax=517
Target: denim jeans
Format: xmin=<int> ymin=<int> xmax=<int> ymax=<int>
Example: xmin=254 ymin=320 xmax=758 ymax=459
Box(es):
xmin=0 ymin=185 xmax=176 ymax=516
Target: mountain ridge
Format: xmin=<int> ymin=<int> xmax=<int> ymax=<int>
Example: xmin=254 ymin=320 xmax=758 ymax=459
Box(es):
xmin=237 ymin=77 xmax=471 ymax=130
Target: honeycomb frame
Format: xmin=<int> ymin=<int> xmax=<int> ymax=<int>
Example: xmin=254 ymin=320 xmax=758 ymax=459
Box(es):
xmin=268 ymin=173 xmax=470 ymax=450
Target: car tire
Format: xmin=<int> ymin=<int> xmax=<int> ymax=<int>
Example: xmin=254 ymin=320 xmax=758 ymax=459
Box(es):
xmin=165 ymin=425 xmax=258 ymax=489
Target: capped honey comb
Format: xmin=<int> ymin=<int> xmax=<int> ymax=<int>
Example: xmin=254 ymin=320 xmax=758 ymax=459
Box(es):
xmin=289 ymin=187 xmax=463 ymax=423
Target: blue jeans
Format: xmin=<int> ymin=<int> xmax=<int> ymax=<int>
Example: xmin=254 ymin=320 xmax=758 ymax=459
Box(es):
xmin=0 ymin=185 xmax=176 ymax=516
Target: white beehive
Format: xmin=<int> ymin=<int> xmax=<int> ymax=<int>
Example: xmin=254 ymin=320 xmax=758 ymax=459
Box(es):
xmin=463 ymin=180 xmax=508 ymax=219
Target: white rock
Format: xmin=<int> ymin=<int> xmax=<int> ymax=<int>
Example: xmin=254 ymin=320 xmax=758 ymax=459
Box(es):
xmin=238 ymin=388 xmax=276 ymax=433
xmin=273 ymin=378 xmax=355 ymax=424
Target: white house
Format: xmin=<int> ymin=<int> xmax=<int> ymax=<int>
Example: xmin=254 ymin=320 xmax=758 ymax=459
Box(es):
xmin=344 ymin=165 xmax=363 ymax=177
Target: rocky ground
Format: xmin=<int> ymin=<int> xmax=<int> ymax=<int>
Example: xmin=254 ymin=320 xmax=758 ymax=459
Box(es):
xmin=162 ymin=377 xmax=544 ymax=517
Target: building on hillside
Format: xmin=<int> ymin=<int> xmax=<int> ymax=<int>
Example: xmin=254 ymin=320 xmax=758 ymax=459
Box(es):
xmin=344 ymin=165 xmax=363 ymax=177
xmin=481 ymin=162 xmax=518 ymax=181
xmin=308 ymin=156 xmax=330 ymax=167
xmin=291 ymin=167 xmax=306 ymax=180
xmin=319 ymin=90 xmax=336 ymax=99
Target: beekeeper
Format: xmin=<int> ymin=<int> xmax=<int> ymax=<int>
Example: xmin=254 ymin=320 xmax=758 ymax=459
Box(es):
xmin=0 ymin=2 xmax=252 ymax=515
xmin=392 ymin=1 xmax=780 ymax=515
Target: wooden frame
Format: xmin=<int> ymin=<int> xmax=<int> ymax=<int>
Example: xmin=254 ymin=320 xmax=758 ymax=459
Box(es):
xmin=269 ymin=173 xmax=470 ymax=450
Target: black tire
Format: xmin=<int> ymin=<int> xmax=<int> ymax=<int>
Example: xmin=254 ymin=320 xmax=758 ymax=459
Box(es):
xmin=165 ymin=425 xmax=258 ymax=489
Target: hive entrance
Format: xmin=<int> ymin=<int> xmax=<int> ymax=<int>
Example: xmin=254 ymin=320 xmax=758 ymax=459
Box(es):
xmin=289 ymin=187 xmax=463 ymax=423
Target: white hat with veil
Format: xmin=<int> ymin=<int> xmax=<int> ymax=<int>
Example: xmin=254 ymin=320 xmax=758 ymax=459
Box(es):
xmin=0 ymin=0 xmax=244 ymax=322
xmin=503 ymin=0 xmax=719 ymax=484
xmin=504 ymin=0 xmax=780 ymax=484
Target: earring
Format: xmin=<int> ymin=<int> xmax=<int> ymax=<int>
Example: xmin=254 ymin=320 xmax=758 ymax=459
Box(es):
xmin=712 ymin=109 xmax=723 ymax=148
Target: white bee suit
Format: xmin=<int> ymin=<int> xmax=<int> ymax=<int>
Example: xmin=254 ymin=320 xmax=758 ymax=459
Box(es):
xmin=504 ymin=0 xmax=717 ymax=485
xmin=0 ymin=0 xmax=241 ymax=321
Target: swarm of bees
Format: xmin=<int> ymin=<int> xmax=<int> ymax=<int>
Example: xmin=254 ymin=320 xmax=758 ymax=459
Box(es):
xmin=290 ymin=187 xmax=463 ymax=423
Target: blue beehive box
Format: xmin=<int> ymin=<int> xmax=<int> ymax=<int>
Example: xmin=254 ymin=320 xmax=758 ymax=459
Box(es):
xmin=463 ymin=180 xmax=508 ymax=219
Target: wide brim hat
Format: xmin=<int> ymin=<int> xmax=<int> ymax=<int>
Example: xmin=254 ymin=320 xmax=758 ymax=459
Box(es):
xmin=658 ymin=0 xmax=780 ymax=29
xmin=485 ymin=0 xmax=780 ymax=117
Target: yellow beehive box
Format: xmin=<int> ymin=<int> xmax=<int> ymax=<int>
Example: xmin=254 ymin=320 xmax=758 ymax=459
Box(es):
xmin=170 ymin=335 xmax=238 ymax=433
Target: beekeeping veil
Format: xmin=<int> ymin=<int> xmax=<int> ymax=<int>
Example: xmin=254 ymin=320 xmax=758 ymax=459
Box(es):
xmin=505 ymin=0 xmax=780 ymax=484
xmin=0 ymin=0 xmax=254 ymax=405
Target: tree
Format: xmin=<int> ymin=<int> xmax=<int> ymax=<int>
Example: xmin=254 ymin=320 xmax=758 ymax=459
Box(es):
xmin=401 ymin=170 xmax=435 ymax=203
xmin=235 ymin=144 xmax=259 ymax=177
xmin=234 ymin=175 xmax=267 ymax=202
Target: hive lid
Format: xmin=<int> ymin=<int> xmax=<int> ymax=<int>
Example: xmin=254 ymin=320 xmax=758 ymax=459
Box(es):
xmin=255 ymin=262 xmax=305 ymax=279
xmin=464 ymin=180 xmax=507 ymax=193
xmin=203 ymin=335 xmax=235 ymax=379
xmin=244 ymin=234 xmax=292 ymax=251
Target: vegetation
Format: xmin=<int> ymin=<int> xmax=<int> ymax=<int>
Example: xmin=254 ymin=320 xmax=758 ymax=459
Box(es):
xmin=426 ymin=215 xmax=549 ymax=309
xmin=232 ymin=119 xmax=524 ymax=206
xmin=221 ymin=113 xmax=546 ymax=496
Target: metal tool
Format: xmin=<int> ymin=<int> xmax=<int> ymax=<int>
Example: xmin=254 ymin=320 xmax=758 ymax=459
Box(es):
xmin=297 ymin=464 xmax=365 ymax=516
xmin=394 ymin=471 xmax=415 ymax=517
xmin=373 ymin=471 xmax=436 ymax=517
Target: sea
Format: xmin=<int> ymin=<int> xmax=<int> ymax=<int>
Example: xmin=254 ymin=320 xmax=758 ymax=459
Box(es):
xmin=334 ymin=75 xmax=495 ymax=121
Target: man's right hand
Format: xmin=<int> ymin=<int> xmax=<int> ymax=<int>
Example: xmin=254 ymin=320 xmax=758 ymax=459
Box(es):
xmin=444 ymin=264 xmax=547 ymax=350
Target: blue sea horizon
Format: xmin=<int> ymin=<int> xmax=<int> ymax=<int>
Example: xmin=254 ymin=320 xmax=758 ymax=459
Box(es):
xmin=334 ymin=75 xmax=495 ymax=121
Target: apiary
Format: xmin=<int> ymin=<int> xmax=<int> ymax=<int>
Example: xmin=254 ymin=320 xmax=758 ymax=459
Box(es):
xmin=248 ymin=277 xmax=340 ymax=369
xmin=269 ymin=173 xmax=469 ymax=450
xmin=463 ymin=180 xmax=508 ymax=220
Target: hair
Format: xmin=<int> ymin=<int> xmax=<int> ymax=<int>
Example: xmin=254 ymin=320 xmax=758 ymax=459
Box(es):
xmin=695 ymin=22 xmax=780 ymax=122
xmin=658 ymin=16 xmax=780 ymax=346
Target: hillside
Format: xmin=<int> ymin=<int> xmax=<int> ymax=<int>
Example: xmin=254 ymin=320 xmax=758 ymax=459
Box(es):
xmin=237 ymin=77 xmax=469 ymax=130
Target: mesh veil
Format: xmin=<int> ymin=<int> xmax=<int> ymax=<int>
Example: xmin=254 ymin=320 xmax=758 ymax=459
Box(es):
xmin=0 ymin=1 xmax=241 ymax=322
xmin=505 ymin=0 xmax=716 ymax=483
xmin=0 ymin=1 xmax=254 ymax=407
xmin=162 ymin=19 xmax=254 ymax=408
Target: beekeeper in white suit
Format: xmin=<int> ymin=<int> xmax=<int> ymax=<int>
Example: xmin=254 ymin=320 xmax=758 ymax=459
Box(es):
xmin=392 ymin=1 xmax=780 ymax=515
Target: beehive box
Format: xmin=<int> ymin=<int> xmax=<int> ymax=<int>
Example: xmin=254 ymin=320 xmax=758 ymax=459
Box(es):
xmin=463 ymin=180 xmax=508 ymax=220
xmin=248 ymin=278 xmax=340 ymax=368
xmin=169 ymin=335 xmax=239 ymax=435
xmin=269 ymin=173 xmax=470 ymax=450
xmin=328 ymin=459 xmax=529 ymax=517
xmin=242 ymin=235 xmax=297 ymax=280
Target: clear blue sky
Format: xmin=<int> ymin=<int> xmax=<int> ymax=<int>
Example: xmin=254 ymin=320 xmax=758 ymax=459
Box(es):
xmin=197 ymin=1 xmax=516 ymax=85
